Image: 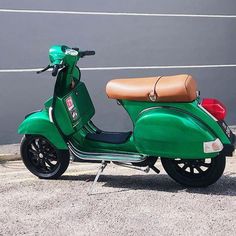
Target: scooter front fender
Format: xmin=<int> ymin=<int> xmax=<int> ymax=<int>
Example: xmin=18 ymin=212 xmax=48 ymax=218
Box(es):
xmin=18 ymin=109 xmax=67 ymax=149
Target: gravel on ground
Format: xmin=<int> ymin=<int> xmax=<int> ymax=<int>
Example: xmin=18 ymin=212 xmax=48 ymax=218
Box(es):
xmin=0 ymin=158 xmax=236 ymax=236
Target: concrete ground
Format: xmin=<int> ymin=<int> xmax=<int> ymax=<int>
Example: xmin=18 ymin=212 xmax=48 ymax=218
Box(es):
xmin=0 ymin=143 xmax=20 ymax=162
xmin=0 ymin=127 xmax=235 ymax=235
xmin=0 ymin=158 xmax=236 ymax=236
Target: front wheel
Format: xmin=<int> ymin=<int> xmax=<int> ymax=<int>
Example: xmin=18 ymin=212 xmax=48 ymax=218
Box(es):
xmin=161 ymin=155 xmax=226 ymax=187
xmin=21 ymin=135 xmax=70 ymax=179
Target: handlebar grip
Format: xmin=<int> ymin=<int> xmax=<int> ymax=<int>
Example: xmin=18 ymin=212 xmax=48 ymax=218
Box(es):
xmin=79 ymin=50 xmax=95 ymax=58
xmin=52 ymin=64 xmax=60 ymax=77
xmin=84 ymin=50 xmax=95 ymax=56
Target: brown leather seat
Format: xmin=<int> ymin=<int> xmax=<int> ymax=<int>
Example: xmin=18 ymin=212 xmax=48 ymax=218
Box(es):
xmin=106 ymin=74 xmax=197 ymax=102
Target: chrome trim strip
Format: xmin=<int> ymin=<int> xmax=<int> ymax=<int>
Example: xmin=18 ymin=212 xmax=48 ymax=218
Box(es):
xmin=136 ymin=106 xmax=162 ymax=121
xmin=68 ymin=142 xmax=146 ymax=163
xmin=49 ymin=107 xmax=53 ymax=123
xmin=136 ymin=104 xmax=220 ymax=139
xmin=138 ymin=104 xmax=217 ymax=122
xmin=198 ymin=104 xmax=218 ymax=121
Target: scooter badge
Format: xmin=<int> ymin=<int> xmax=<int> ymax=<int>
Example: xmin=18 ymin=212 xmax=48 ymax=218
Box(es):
xmin=66 ymin=96 xmax=74 ymax=111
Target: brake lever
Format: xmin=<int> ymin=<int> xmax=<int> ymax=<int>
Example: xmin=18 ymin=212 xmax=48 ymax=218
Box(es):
xmin=36 ymin=65 xmax=52 ymax=74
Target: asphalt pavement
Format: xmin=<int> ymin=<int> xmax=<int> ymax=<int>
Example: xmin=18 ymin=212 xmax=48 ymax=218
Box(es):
xmin=0 ymin=159 xmax=236 ymax=236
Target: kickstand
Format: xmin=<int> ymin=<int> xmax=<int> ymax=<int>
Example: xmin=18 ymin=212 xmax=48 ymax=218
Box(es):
xmin=88 ymin=160 xmax=107 ymax=195
xmin=150 ymin=165 xmax=160 ymax=174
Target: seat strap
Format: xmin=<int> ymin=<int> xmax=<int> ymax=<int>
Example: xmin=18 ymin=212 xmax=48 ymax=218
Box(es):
xmin=148 ymin=76 xmax=163 ymax=101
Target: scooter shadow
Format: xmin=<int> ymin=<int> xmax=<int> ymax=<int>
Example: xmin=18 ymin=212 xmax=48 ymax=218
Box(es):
xmin=60 ymin=173 xmax=236 ymax=197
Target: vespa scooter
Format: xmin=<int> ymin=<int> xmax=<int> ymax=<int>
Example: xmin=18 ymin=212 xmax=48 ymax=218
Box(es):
xmin=18 ymin=45 xmax=235 ymax=187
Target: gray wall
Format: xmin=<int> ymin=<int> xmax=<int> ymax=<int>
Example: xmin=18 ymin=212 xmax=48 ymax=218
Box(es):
xmin=0 ymin=0 xmax=236 ymax=144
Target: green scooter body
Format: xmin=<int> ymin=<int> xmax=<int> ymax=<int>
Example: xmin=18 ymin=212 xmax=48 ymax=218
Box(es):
xmin=18 ymin=109 xmax=67 ymax=149
xmin=18 ymin=80 xmax=232 ymax=159
xmin=123 ymin=100 xmax=231 ymax=158
xmin=18 ymin=45 xmax=233 ymax=161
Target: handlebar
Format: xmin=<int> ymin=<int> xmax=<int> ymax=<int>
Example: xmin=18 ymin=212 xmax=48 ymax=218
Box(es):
xmin=36 ymin=64 xmax=62 ymax=77
xmin=72 ymin=48 xmax=95 ymax=58
xmin=52 ymin=64 xmax=60 ymax=77
xmin=37 ymin=47 xmax=95 ymax=77
xmin=36 ymin=65 xmax=51 ymax=74
xmin=79 ymin=50 xmax=95 ymax=57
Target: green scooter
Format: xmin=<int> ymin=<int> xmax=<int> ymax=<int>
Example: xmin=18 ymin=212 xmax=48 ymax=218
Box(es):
xmin=18 ymin=45 xmax=235 ymax=187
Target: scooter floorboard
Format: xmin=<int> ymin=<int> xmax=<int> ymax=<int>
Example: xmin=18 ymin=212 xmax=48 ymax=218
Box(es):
xmin=86 ymin=131 xmax=132 ymax=144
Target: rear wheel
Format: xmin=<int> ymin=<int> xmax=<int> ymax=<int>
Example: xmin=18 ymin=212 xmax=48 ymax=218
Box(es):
xmin=161 ymin=155 xmax=226 ymax=187
xmin=21 ymin=135 xmax=70 ymax=179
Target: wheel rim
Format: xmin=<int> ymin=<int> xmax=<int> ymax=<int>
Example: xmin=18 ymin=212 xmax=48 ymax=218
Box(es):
xmin=173 ymin=158 xmax=213 ymax=178
xmin=27 ymin=137 xmax=59 ymax=174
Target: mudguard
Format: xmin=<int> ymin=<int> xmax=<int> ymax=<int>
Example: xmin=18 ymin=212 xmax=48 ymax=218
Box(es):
xmin=18 ymin=109 xmax=67 ymax=149
xmin=133 ymin=107 xmax=218 ymax=159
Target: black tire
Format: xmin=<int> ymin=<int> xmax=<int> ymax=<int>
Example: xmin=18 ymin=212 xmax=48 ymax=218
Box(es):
xmin=161 ymin=155 xmax=226 ymax=187
xmin=20 ymin=135 xmax=70 ymax=179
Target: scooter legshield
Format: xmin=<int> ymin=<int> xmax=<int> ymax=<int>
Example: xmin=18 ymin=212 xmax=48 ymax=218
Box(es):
xmin=134 ymin=107 xmax=219 ymax=159
xmin=18 ymin=109 xmax=67 ymax=149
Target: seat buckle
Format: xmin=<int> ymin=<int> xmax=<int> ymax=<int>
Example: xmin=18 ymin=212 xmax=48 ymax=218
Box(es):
xmin=149 ymin=91 xmax=157 ymax=101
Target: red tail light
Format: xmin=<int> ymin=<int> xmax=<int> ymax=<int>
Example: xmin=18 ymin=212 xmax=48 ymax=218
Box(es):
xmin=201 ymin=98 xmax=227 ymax=121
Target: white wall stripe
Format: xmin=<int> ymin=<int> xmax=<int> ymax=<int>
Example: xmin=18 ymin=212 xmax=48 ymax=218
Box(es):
xmin=0 ymin=9 xmax=236 ymax=18
xmin=0 ymin=64 xmax=236 ymax=73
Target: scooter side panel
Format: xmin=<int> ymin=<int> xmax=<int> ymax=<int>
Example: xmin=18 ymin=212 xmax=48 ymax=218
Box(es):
xmin=122 ymin=100 xmax=231 ymax=145
xmin=134 ymin=107 xmax=218 ymax=158
xmin=18 ymin=110 xmax=67 ymax=149
xmin=54 ymin=82 xmax=95 ymax=136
